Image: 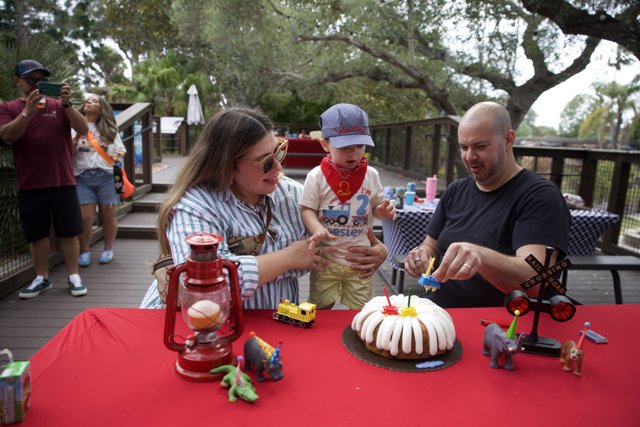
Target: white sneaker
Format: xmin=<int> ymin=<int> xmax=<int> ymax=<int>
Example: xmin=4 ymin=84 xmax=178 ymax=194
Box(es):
xmin=67 ymin=274 xmax=88 ymax=297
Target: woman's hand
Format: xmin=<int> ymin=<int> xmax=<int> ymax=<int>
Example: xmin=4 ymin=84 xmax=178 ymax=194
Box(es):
xmin=286 ymin=239 xmax=332 ymax=272
xmin=308 ymin=228 xmax=336 ymax=255
xmin=345 ymin=228 xmax=388 ymax=278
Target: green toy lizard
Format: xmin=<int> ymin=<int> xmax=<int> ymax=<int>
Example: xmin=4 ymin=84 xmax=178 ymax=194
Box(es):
xmin=210 ymin=356 xmax=259 ymax=403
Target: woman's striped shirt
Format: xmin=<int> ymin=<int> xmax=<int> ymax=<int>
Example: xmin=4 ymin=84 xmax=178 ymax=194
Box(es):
xmin=140 ymin=176 xmax=307 ymax=309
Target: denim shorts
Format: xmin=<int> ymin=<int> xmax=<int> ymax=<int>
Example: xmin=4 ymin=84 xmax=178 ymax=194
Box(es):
xmin=75 ymin=169 xmax=120 ymax=205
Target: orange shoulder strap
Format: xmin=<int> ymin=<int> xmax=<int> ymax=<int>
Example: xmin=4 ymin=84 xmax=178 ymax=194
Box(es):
xmin=86 ymin=131 xmax=113 ymax=165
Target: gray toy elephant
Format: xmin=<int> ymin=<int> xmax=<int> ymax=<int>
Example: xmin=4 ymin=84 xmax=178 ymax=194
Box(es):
xmin=482 ymin=323 xmax=526 ymax=370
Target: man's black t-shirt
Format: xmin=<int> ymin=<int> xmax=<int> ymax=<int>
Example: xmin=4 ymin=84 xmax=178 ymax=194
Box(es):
xmin=426 ymin=169 xmax=570 ymax=308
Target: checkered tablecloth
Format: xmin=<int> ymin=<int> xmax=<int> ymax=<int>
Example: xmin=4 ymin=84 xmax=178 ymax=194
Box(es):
xmin=382 ymin=207 xmax=620 ymax=267
xmin=568 ymin=209 xmax=620 ymax=255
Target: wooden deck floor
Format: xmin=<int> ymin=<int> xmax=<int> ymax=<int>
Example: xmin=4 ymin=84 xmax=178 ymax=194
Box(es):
xmin=1 ymin=156 xmax=638 ymax=361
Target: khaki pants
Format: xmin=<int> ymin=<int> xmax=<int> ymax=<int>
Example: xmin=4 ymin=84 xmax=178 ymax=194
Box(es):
xmin=309 ymin=262 xmax=374 ymax=310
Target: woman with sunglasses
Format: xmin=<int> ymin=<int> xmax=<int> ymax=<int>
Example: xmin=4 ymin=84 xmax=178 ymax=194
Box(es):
xmin=140 ymin=107 xmax=387 ymax=309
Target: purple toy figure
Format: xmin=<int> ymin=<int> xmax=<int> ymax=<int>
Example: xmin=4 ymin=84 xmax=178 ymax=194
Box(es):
xmin=560 ymin=321 xmax=589 ymax=377
xmin=243 ymin=331 xmax=284 ymax=382
xmin=482 ymin=310 xmax=526 ymax=370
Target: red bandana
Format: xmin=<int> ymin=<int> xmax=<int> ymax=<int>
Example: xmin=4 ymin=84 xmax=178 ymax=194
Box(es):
xmin=320 ymin=155 xmax=368 ymax=203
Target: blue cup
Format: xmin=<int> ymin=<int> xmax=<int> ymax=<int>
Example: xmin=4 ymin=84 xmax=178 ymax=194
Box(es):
xmin=405 ymin=191 xmax=416 ymax=206
xmin=407 ymin=182 xmax=416 ymax=192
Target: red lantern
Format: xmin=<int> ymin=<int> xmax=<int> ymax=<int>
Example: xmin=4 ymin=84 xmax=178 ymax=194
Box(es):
xmin=163 ymin=233 xmax=244 ymax=382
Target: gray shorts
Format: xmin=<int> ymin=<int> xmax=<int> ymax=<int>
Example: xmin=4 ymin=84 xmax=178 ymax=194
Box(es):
xmin=75 ymin=169 xmax=120 ymax=205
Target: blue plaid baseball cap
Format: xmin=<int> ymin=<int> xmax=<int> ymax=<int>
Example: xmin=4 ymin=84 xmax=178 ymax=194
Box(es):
xmin=14 ymin=59 xmax=50 ymax=77
xmin=319 ymin=103 xmax=374 ymax=148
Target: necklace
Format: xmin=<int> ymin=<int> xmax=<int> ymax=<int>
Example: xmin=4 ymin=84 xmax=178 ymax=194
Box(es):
xmin=231 ymin=188 xmax=265 ymax=215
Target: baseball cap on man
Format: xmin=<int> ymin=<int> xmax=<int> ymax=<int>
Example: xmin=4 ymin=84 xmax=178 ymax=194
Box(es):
xmin=14 ymin=59 xmax=51 ymax=78
xmin=320 ymin=103 xmax=375 ymax=148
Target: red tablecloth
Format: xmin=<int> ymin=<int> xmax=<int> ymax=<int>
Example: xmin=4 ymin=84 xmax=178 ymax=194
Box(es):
xmin=24 ymin=305 xmax=639 ymax=426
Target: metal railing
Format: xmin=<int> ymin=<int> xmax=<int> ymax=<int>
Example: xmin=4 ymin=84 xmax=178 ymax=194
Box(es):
xmin=0 ymin=102 xmax=157 ymax=295
xmin=368 ymin=116 xmax=640 ymax=256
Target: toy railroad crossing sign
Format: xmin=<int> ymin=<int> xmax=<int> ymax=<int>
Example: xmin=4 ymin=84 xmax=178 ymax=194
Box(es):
xmin=519 ymin=255 xmax=572 ymax=295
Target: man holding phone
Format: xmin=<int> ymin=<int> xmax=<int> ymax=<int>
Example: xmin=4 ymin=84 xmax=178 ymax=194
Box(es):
xmin=0 ymin=59 xmax=89 ymax=299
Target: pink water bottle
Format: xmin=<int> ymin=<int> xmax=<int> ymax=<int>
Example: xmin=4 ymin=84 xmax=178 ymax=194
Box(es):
xmin=426 ymin=175 xmax=438 ymax=202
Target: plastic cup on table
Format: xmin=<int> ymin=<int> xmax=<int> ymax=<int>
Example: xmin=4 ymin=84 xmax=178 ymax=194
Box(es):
xmin=405 ymin=191 xmax=416 ymax=206
xmin=426 ymin=175 xmax=438 ymax=202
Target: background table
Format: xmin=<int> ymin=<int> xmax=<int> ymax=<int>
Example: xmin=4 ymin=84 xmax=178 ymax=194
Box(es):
xmin=22 ymin=306 xmax=639 ymax=426
xmin=382 ymin=206 xmax=620 ymax=268
xmin=282 ymin=138 xmax=324 ymax=168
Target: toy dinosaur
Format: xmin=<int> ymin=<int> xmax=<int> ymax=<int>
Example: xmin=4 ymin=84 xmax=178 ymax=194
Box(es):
xmin=210 ymin=356 xmax=259 ymax=403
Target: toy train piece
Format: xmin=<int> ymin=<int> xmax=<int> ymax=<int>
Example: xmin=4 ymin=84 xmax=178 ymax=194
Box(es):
xmin=272 ymin=299 xmax=317 ymax=328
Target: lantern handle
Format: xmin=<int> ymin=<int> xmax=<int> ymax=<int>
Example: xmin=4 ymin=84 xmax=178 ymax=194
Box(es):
xmin=221 ymin=259 xmax=244 ymax=342
xmin=163 ymin=263 xmax=188 ymax=352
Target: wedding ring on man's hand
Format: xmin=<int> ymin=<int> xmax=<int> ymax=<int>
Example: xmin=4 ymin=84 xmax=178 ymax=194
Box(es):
xmin=314 ymin=246 xmax=321 ymax=256
xmin=414 ymin=257 xmax=421 ymax=263
xmin=461 ymin=263 xmax=471 ymax=271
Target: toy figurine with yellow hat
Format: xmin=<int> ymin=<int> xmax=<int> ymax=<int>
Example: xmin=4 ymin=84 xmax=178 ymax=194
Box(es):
xmin=482 ymin=310 xmax=526 ymax=370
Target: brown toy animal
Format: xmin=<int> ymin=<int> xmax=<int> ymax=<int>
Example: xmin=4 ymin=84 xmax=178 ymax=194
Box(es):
xmin=560 ymin=340 xmax=583 ymax=376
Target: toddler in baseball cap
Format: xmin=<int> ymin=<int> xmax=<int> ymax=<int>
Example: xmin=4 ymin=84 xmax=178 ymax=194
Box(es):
xmin=319 ymin=103 xmax=375 ymax=148
xmin=299 ymin=102 xmax=396 ymax=311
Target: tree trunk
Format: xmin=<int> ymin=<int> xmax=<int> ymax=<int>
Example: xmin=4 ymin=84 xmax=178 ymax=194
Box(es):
xmin=15 ymin=0 xmax=27 ymax=46
xmin=611 ymin=96 xmax=624 ymax=149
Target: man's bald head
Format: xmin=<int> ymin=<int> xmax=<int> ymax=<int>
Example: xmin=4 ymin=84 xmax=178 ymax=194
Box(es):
xmin=460 ymin=102 xmax=512 ymax=136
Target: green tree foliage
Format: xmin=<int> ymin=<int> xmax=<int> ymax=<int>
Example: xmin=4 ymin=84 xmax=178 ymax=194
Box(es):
xmin=520 ymin=0 xmax=640 ymax=60
xmin=107 ymin=51 xmax=215 ymax=119
xmin=579 ymin=79 xmax=640 ymax=148
xmin=559 ymin=94 xmax=598 ymax=137
xmin=289 ymin=0 xmax=600 ymax=127
xmin=100 ymin=0 xmax=176 ymax=66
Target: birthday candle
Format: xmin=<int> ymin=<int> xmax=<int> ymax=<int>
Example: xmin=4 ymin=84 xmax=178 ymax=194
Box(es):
xmin=383 ymin=287 xmax=392 ymax=306
xmin=426 ymin=257 xmax=436 ymax=275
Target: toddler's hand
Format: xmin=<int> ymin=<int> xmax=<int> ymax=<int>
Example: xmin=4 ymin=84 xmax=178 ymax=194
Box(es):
xmin=308 ymin=229 xmax=336 ymax=254
xmin=376 ymin=199 xmax=396 ymax=220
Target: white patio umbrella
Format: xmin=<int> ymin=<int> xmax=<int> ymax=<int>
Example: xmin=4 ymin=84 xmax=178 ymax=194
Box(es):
xmin=186 ymin=84 xmax=205 ymax=125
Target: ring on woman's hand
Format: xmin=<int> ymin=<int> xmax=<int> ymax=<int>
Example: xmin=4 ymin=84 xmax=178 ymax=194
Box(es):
xmin=414 ymin=257 xmax=421 ymax=263
xmin=314 ymin=246 xmax=321 ymax=256
xmin=461 ymin=263 xmax=471 ymax=271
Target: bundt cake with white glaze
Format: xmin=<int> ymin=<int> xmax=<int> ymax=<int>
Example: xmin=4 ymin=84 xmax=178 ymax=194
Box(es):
xmin=350 ymin=294 xmax=456 ymax=360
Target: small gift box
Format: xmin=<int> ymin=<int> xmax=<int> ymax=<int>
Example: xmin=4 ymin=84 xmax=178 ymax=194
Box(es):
xmin=0 ymin=349 xmax=31 ymax=424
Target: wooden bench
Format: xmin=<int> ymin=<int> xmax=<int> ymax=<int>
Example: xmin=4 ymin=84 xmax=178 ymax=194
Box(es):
xmin=390 ymin=254 xmax=640 ymax=304
xmin=561 ymin=256 xmax=640 ymax=304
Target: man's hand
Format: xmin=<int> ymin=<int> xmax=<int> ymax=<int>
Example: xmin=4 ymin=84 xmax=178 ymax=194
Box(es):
xmin=59 ymin=82 xmax=71 ymax=105
xmin=432 ymin=242 xmax=480 ymax=283
xmin=404 ymin=245 xmax=433 ymax=278
xmin=24 ymin=90 xmax=40 ymax=116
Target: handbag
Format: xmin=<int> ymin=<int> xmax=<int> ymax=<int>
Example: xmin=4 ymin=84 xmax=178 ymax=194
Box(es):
xmin=86 ymin=131 xmax=135 ymax=200
xmin=153 ymin=205 xmax=273 ymax=304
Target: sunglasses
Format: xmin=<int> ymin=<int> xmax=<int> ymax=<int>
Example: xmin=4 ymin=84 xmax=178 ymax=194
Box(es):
xmin=238 ymin=138 xmax=288 ymax=173
xmin=23 ymin=75 xmax=48 ymax=86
